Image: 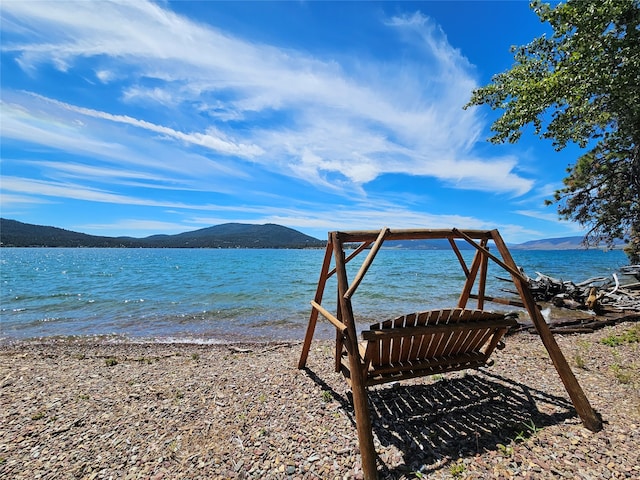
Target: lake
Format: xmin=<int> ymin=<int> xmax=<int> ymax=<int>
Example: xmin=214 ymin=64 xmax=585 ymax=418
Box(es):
xmin=0 ymin=247 xmax=629 ymax=343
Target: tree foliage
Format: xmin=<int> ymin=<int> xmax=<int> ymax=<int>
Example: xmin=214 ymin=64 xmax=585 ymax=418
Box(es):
xmin=466 ymin=0 xmax=640 ymax=262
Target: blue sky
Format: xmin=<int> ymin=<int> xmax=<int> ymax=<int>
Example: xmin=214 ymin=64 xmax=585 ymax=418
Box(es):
xmin=1 ymin=1 xmax=588 ymax=243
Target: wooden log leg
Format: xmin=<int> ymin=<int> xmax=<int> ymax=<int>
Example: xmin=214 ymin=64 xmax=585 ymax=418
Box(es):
xmin=347 ymin=349 xmax=378 ymax=479
xmin=298 ymin=309 xmax=319 ymax=370
xmin=491 ymin=230 xmax=602 ymax=432
xmin=332 ymin=231 xmax=378 ymax=478
xmin=525 ymin=288 xmax=602 ymax=432
xmin=298 ymin=241 xmax=334 ymax=369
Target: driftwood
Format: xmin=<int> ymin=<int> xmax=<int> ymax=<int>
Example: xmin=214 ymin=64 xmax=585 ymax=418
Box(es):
xmin=498 ymin=267 xmax=640 ymax=335
xmin=514 ymin=270 xmax=640 ymax=313
xmin=514 ymin=312 xmax=640 ymax=335
xmin=620 ymin=264 xmax=640 ymax=278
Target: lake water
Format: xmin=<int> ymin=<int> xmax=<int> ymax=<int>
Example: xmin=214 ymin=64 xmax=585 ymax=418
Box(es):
xmin=0 ymin=247 xmax=629 ymax=344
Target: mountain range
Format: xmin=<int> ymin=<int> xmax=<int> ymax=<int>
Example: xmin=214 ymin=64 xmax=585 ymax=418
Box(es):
xmin=509 ymin=235 xmax=626 ymax=250
xmin=0 ymin=218 xmax=325 ymax=249
xmin=0 ymin=218 xmax=625 ymax=250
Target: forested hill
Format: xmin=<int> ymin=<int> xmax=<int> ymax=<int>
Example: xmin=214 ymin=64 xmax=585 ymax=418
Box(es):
xmin=0 ymin=219 xmax=326 ymax=248
xmin=3 ymin=218 xmax=627 ymax=250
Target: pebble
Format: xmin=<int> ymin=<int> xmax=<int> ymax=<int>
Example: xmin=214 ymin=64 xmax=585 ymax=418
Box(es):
xmin=1 ymin=330 xmax=639 ymax=480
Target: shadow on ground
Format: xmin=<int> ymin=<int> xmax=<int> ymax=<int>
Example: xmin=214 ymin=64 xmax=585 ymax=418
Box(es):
xmin=305 ymin=368 xmax=576 ymax=479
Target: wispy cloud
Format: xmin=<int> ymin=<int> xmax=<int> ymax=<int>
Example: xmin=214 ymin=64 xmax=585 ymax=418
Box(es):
xmin=1 ymin=0 xmax=533 ymax=196
xmin=0 ymin=192 xmax=53 ymax=207
xmin=2 ymin=176 xmax=162 ymax=206
xmin=516 ymin=209 xmax=566 ymax=224
xmin=1 ymin=95 xmax=250 ymax=190
xmin=0 ymin=176 xmax=321 ymax=222
xmin=1 ymin=176 xmax=227 ymax=210
xmin=26 ymin=94 xmax=264 ymax=158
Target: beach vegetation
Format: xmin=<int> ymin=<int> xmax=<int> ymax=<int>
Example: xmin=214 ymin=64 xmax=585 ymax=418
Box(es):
xmin=167 ymin=439 xmax=179 ymax=458
xmin=606 ymin=347 xmax=638 ymax=385
xmin=31 ymin=411 xmax=45 ymax=420
xmin=449 ymin=462 xmax=466 ymax=478
xmin=514 ymin=420 xmax=542 ymax=443
xmin=134 ymin=356 xmax=155 ymax=364
xmin=466 ymin=0 xmax=640 ymax=260
xmin=496 ymin=443 xmax=514 ymax=457
xmin=574 ymin=353 xmax=586 ymax=369
xmin=191 ymin=353 xmax=200 ymax=361
xmin=574 ymin=340 xmax=591 ymax=369
xmin=321 ymin=390 xmax=333 ymax=402
xmin=105 ymin=357 xmax=118 ymax=367
xmin=495 ymin=420 xmax=542 ymax=458
xmin=601 ymin=325 xmax=640 ymax=346
xmin=610 ymin=363 xmax=634 ymax=384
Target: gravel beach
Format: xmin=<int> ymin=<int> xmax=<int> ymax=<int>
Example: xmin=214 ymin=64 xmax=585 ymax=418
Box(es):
xmin=1 ymin=320 xmax=639 ymax=479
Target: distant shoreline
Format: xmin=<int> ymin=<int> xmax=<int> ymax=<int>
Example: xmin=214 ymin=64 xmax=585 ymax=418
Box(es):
xmin=1 ymin=218 xmax=629 ymax=250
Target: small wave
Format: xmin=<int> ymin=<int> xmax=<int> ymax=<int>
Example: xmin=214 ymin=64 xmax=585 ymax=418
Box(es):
xmin=49 ymin=292 xmax=82 ymax=299
xmin=39 ymin=317 xmax=62 ymax=323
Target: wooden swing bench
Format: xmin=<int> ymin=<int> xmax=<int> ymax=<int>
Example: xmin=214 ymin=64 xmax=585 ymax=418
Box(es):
xmin=338 ymin=307 xmax=518 ymax=387
xmin=298 ymin=227 xmax=602 ymax=480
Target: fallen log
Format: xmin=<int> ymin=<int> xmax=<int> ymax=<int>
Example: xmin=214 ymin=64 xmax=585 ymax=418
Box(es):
xmin=514 ymin=311 xmax=640 ymax=335
xmin=552 ymin=295 xmax=584 ymax=310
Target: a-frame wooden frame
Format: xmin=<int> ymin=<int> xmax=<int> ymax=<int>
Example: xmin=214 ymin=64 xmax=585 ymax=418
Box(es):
xmin=298 ymin=227 xmax=602 ymax=480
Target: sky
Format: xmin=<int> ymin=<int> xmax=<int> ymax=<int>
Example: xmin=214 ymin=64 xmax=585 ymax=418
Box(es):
xmin=0 ymin=0 xmax=590 ymax=244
